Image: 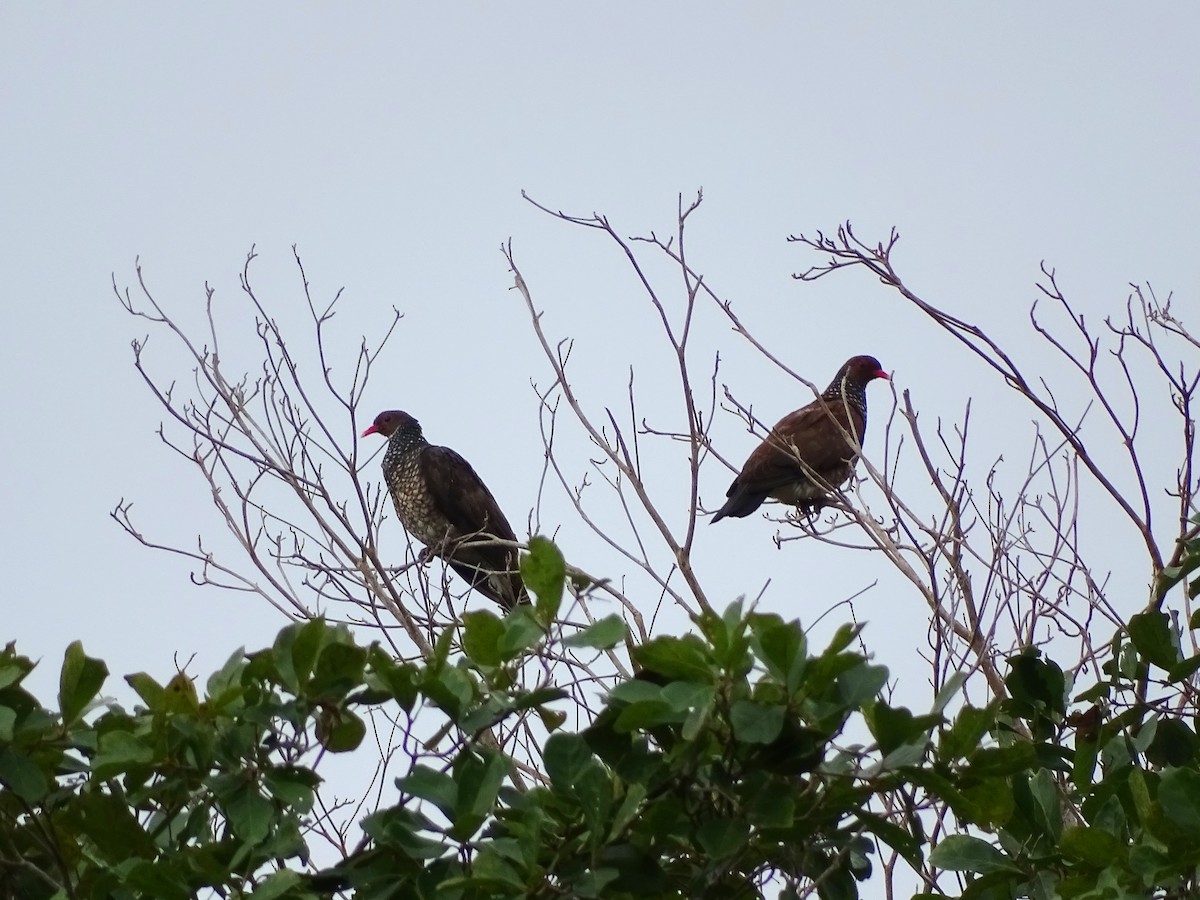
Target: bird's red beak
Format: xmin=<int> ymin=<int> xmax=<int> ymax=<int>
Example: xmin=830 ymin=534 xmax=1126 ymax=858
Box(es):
xmin=361 ymin=424 xmax=380 ymax=438
xmin=875 ymin=369 xmax=890 ymax=381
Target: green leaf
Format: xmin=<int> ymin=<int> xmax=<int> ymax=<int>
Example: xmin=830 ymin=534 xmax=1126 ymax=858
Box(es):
xmin=544 ymin=732 xmax=594 ymax=795
xmin=0 ymin=747 xmax=48 ymax=802
xmin=316 ymin=707 xmax=365 ymax=752
xmin=961 ymin=778 xmax=1016 ymax=829
xmin=576 ymin=764 xmax=614 ymax=847
xmin=1168 ymin=652 xmax=1200 ymax=684
xmin=609 ymin=782 xmax=648 ymax=840
xmin=564 ymin=614 xmax=627 ymax=650
xmin=206 ymin=648 xmax=247 ymax=707
xmin=932 ymin=671 xmax=967 ymax=713
xmin=398 ymin=764 xmax=459 ymax=821
xmin=278 ymin=617 xmax=329 ymax=694
xmin=1158 ymin=767 xmax=1200 ymax=835
xmin=632 ymin=635 xmax=714 ymax=681
xmin=0 ymin=647 xmax=34 ymax=691
xmin=124 ymin=672 xmax=166 ymax=710
xmin=78 ymin=791 xmax=158 ymax=861
xmin=366 ymin=647 xmax=419 ymax=712
xmin=309 ymin=640 xmax=368 ymax=699
xmin=940 ymin=704 xmax=994 ymax=761
xmin=866 ymin=701 xmax=922 ymax=755
xmin=1059 ymin=825 xmax=1122 ymax=867
xmin=966 ymin=743 xmax=1039 ymax=777
xmin=838 ymin=662 xmax=890 ymax=708
xmin=1128 ymin=610 xmax=1178 ymax=671
xmin=521 ymin=535 xmax=566 ymax=621
xmin=660 ymin=680 xmax=713 ymax=714
xmin=221 ymin=782 xmax=273 ymax=843
xmin=750 ymin=617 xmax=807 ymax=695
xmin=1146 ymin=717 xmax=1200 ymax=767
xmin=462 ymin=610 xmax=505 ymax=667
xmin=454 ymin=749 xmax=509 ymax=838
xmin=1029 ymin=768 xmax=1061 ymax=841
xmin=729 ymin=700 xmax=785 ymax=744
xmin=92 ymin=730 xmax=154 ymax=780
xmin=248 ymin=871 xmax=304 ymax=900
xmin=115 ymin=859 xmax=193 ymax=900
xmin=1005 ymin=649 xmax=1066 ymax=717
xmin=696 ymin=817 xmax=748 ymax=860
xmin=59 ymin=640 xmax=108 ymax=727
xmin=421 ymin=664 xmax=475 ymax=717
xmin=824 ymin=622 xmax=864 ymax=654
xmin=263 ymin=766 xmax=320 ymax=812
xmin=499 ymin=607 xmax=545 ymax=658
xmin=929 ymin=834 xmax=1020 ymax=874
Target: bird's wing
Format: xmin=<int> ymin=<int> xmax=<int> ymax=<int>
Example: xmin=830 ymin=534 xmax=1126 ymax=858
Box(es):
xmin=419 ymin=446 xmax=528 ymax=608
xmin=418 ymin=446 xmax=519 ymax=543
xmin=733 ymin=400 xmax=864 ymax=493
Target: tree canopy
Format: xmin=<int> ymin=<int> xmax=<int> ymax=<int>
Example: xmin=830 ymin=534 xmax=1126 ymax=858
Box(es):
xmin=4 ymin=197 xmax=1198 ymax=898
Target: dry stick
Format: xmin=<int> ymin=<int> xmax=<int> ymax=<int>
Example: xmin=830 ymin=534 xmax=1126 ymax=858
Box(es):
xmin=118 ymin=259 xmax=432 ymax=656
xmin=504 ymin=238 xmax=709 ymax=616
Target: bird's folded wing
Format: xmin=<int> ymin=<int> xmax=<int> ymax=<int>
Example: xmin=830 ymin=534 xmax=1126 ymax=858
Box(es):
xmin=418 ymin=446 xmax=519 ymax=544
xmin=741 ymin=402 xmax=863 ymax=488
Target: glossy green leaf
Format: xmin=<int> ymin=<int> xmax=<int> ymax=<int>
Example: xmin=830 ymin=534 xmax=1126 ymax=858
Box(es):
xmin=929 ymin=834 xmax=1020 ymax=874
xmin=0 ymin=747 xmax=48 ymax=802
xmin=932 ymin=671 xmax=967 ymax=713
xmin=750 ymin=617 xmax=808 ymax=695
xmin=1028 ymin=768 xmax=1061 ymax=841
xmin=1128 ymin=610 xmax=1178 ymax=671
xmin=78 ymin=790 xmax=158 ymax=861
xmin=398 ymin=764 xmax=458 ymax=820
xmin=940 ymin=703 xmax=993 ymax=761
xmin=521 ymin=535 xmax=566 ymax=621
xmin=544 ymin=732 xmax=594 ymax=795
xmin=696 ymin=817 xmax=748 ymax=860
xmin=1146 ymin=717 xmax=1200 ymax=767
xmin=92 ymin=730 xmax=154 ymax=780
xmin=1158 ymin=767 xmax=1200 ymax=835
xmin=454 ymin=749 xmax=508 ymax=839
xmin=1005 ymin=649 xmax=1066 ymax=717
xmin=564 ymin=614 xmax=626 ymax=650
xmin=729 ymin=699 xmax=784 ymax=744
xmin=632 ymin=635 xmax=713 ymax=681
xmin=124 ymin=672 xmax=165 ymax=710
xmin=222 ymin=782 xmax=273 ymax=843
xmin=310 ymin=640 xmax=368 ymax=699
xmin=1059 ymin=825 xmax=1121 ymax=867
xmin=499 ymin=607 xmax=545 ymax=657
xmin=247 ymin=870 xmax=305 ymax=900
xmin=838 ymin=662 xmax=890 ymax=707
xmin=59 ymin=640 xmax=108 ymax=727
xmin=462 ymin=610 xmax=505 ymax=667
xmin=274 ymin=618 xmax=327 ymax=694
xmin=317 ymin=707 xmax=366 ymax=752
xmin=263 ymin=766 xmax=319 ymax=812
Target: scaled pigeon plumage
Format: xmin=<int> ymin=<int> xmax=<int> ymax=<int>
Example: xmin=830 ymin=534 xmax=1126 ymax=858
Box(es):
xmin=711 ymin=355 xmax=889 ymax=522
xmin=362 ymin=410 xmax=529 ymax=609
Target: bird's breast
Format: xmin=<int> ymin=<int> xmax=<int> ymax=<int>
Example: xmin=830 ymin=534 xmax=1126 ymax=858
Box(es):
xmin=386 ymin=456 xmax=456 ymax=548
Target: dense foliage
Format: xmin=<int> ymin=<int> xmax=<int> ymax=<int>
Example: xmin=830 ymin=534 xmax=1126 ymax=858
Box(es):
xmin=3 ymin=528 xmax=1200 ymax=899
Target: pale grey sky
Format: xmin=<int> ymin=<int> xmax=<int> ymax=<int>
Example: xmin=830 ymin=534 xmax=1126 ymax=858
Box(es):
xmin=2 ymin=5 xmax=1197 ymax=887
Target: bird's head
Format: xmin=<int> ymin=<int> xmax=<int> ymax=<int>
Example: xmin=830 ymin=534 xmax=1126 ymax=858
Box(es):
xmin=361 ymin=410 xmax=419 ymax=439
xmin=844 ymin=355 xmax=889 ymax=384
